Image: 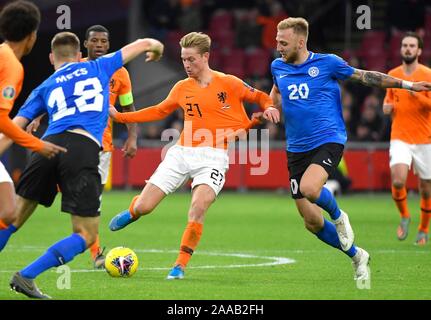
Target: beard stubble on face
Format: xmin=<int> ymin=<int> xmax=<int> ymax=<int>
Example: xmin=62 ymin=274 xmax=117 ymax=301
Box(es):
xmin=402 ymin=52 xmax=417 ymax=65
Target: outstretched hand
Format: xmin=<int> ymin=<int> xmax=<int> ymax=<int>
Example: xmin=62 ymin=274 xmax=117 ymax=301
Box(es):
xmin=263 ymin=107 xmax=280 ymax=123
xmin=145 ymin=51 xmax=162 ymax=62
xmin=26 ymin=118 xmax=41 ymax=133
xmin=145 ymin=39 xmax=164 ymax=62
xmin=122 ymin=137 xmax=137 ymax=158
xmin=251 ymin=111 xmax=264 ymax=121
xmin=382 ymin=104 xmax=393 ymax=115
xmin=38 ymin=141 xmax=67 ymax=159
xmin=412 ymin=81 xmax=431 ymax=92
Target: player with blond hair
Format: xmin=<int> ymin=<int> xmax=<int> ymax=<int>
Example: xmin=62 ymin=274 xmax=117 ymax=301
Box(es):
xmin=108 ymin=31 xmax=280 ymax=279
xmin=271 ymin=17 xmax=431 ymax=281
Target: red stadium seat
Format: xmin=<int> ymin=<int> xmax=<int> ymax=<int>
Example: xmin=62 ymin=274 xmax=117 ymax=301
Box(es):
xmin=209 ymin=48 xmax=223 ymax=70
xmin=421 ymin=46 xmax=431 ymax=65
xmin=359 ymin=31 xmax=386 ymax=47
xmin=209 ymin=29 xmax=235 ymax=50
xmin=244 ymin=48 xmax=271 ymax=77
xmin=421 ymin=34 xmax=431 ymax=65
xmin=209 ymin=10 xmax=234 ymax=31
xmin=363 ymin=53 xmax=388 ymax=72
xmin=221 ymin=48 xmax=245 ymax=79
xmin=425 ymin=9 xmax=431 ymax=31
xmin=165 ymin=30 xmax=185 ymax=58
xmin=340 ymin=49 xmax=353 ymax=61
xmin=388 ymin=31 xmax=403 ymax=69
xmin=356 ymin=31 xmax=388 ymax=71
xmin=357 ymin=31 xmax=386 ymax=60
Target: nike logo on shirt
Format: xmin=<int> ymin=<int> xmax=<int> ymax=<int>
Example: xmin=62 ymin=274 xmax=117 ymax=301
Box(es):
xmin=322 ymin=158 xmax=333 ymax=166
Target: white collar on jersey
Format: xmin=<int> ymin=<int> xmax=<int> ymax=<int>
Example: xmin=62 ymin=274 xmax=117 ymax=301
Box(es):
xmin=55 ymin=62 xmax=78 ymax=73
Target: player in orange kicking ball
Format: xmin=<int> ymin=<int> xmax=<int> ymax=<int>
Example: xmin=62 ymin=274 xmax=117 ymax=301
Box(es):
xmin=109 ymin=32 xmax=280 ymax=279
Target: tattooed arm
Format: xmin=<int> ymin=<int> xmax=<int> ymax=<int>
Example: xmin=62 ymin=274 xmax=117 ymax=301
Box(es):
xmin=349 ymin=69 xmax=431 ymax=91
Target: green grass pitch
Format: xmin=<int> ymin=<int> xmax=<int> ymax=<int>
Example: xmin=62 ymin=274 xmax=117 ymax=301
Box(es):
xmin=1 ymin=191 xmax=430 ymax=300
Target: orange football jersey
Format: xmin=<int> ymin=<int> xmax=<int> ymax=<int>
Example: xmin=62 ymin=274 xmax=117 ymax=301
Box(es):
xmin=82 ymin=57 xmax=133 ymax=151
xmin=114 ymin=71 xmax=273 ymax=148
xmin=384 ymin=64 xmax=431 ymax=144
xmin=0 ymin=43 xmax=24 ymax=112
xmin=0 ymin=43 xmax=43 ymax=151
xmin=103 ymin=67 xmax=133 ymax=151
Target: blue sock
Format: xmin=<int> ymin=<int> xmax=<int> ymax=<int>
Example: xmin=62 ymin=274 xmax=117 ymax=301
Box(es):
xmin=315 ymin=219 xmax=357 ymax=257
xmin=0 ymin=224 xmax=17 ymax=251
xmin=314 ymin=187 xmax=341 ymax=220
xmin=21 ymin=233 xmax=86 ymax=279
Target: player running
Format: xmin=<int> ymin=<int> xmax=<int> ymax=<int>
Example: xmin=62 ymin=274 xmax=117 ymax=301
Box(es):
xmin=383 ymin=32 xmax=431 ymax=245
xmin=271 ymin=17 xmax=431 ymax=281
xmin=11 ymin=24 xmax=140 ymax=268
xmin=2 ymin=31 xmax=163 ymax=299
xmin=0 ymin=1 xmax=66 ymax=248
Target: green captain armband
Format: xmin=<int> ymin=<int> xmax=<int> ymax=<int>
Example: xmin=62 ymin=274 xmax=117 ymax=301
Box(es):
xmin=119 ymin=92 xmax=134 ymax=106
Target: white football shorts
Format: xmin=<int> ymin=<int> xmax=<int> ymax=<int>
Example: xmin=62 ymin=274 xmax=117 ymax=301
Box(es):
xmin=389 ymin=139 xmax=431 ymax=179
xmin=98 ymin=151 xmax=112 ymax=185
xmin=148 ymin=145 xmax=229 ymax=196
xmin=0 ymin=161 xmax=13 ymax=184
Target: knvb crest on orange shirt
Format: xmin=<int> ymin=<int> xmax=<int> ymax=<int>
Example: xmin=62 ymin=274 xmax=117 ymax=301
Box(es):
xmin=109 ymin=78 xmax=115 ymax=91
xmin=217 ymin=91 xmax=230 ymax=110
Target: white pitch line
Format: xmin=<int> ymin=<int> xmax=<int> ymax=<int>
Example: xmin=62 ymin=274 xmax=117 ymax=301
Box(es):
xmin=0 ymin=248 xmax=295 ymax=273
xmin=6 ymin=245 xmax=429 ymax=258
xmin=4 ymin=246 xmax=429 ymax=254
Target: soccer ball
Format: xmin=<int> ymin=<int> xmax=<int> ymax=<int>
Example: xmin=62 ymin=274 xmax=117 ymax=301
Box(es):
xmin=104 ymin=247 xmax=139 ymax=277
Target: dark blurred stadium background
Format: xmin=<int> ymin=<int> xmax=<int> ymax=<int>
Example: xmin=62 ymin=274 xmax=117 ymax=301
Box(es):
xmin=1 ymin=0 xmax=429 ymax=192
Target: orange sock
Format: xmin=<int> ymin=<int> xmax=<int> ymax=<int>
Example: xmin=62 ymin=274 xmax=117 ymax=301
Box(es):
xmin=175 ymin=221 xmax=203 ymax=269
xmin=392 ymin=186 xmax=410 ymax=218
xmin=0 ymin=218 xmax=7 ymax=230
xmin=129 ymin=195 xmax=140 ymax=219
xmin=89 ymin=234 xmax=101 ymax=260
xmin=419 ymin=197 xmax=431 ymax=234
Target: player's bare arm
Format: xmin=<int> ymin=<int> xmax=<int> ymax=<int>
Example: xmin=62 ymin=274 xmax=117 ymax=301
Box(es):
xmin=350 ymin=69 xmax=431 ymax=91
xmin=109 ymin=105 xmax=119 ymax=119
xmin=382 ymin=104 xmax=394 ymax=115
xmin=8 ymin=115 xmax=29 ymax=131
xmin=0 ymin=115 xmax=66 ymax=158
xmin=121 ymin=104 xmax=138 ymax=158
xmin=26 ymin=113 xmax=45 ymax=133
xmin=0 ymin=115 xmax=30 ymax=156
xmin=121 ymin=38 xmax=164 ymax=64
xmin=270 ymin=85 xmax=282 ymax=110
xmin=259 ymin=85 xmax=280 ymax=124
xmin=0 ymin=115 xmax=35 ymax=154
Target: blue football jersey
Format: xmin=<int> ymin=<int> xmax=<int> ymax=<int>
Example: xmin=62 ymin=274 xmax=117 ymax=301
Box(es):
xmin=18 ymin=50 xmax=123 ymax=145
xmin=271 ymin=52 xmax=354 ymax=152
